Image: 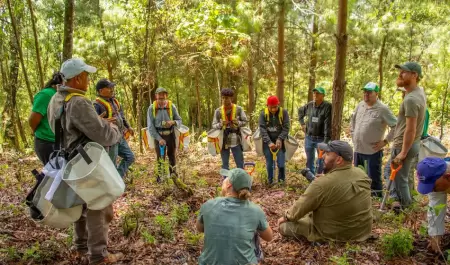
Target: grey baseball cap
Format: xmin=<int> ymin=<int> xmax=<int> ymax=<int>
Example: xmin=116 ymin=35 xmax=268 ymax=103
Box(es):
xmin=60 ymin=58 xmax=97 ymax=80
xmin=318 ymin=140 xmax=353 ymax=162
xmin=395 ymin=62 xmax=423 ymax=78
xmin=155 ymin=87 xmax=168 ymax=94
xmin=220 ymin=168 xmax=252 ymax=191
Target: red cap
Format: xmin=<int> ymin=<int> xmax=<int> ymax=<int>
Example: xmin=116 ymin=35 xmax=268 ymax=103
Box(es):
xmin=267 ymin=95 xmax=280 ymax=106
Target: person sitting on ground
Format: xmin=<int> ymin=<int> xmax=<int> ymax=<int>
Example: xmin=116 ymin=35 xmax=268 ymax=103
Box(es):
xmin=28 ymin=72 xmax=64 ymax=165
xmin=196 ymin=168 xmax=273 ymax=265
xmin=416 ymin=157 xmax=450 ymax=253
xmin=277 ymin=140 xmax=373 ymax=242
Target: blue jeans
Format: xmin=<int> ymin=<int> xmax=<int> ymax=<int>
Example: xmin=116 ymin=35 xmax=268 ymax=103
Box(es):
xmin=354 ymin=151 xmax=383 ymax=197
xmin=117 ymin=137 xmax=135 ymax=178
xmin=263 ymin=143 xmax=286 ymax=184
xmin=220 ymin=145 xmax=244 ymax=170
xmin=107 ymin=143 xmax=119 ymax=165
xmin=305 ymin=135 xmax=324 ymax=174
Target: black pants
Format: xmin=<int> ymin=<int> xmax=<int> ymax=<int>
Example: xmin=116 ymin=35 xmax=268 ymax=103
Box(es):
xmin=154 ymin=133 xmax=176 ymax=177
xmin=34 ymin=137 xmax=55 ymax=166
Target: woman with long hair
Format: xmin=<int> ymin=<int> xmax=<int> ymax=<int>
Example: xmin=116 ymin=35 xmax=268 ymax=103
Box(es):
xmin=196 ymin=168 xmax=273 ymax=265
xmin=28 ymin=72 xmax=63 ymax=165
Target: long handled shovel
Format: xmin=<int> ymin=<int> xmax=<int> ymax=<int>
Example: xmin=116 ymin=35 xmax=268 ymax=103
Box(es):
xmin=380 ymin=163 xmax=403 ymax=211
xmin=270 ymin=148 xmax=279 ymax=184
xmin=158 ymin=145 xmax=170 ymax=182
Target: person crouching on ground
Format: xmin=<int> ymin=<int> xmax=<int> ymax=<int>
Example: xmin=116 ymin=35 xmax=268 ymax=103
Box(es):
xmin=196 ymin=168 xmax=273 ymax=265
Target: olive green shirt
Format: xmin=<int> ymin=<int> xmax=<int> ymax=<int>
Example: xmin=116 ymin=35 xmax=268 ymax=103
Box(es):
xmin=285 ymin=165 xmax=373 ymax=242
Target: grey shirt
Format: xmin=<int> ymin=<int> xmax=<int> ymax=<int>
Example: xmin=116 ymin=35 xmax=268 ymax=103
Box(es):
xmin=146 ymin=101 xmax=182 ymax=141
xmin=47 ymin=86 xmax=122 ymax=149
xmin=393 ymin=87 xmax=426 ymax=149
xmin=351 ymin=100 xmax=397 ymax=155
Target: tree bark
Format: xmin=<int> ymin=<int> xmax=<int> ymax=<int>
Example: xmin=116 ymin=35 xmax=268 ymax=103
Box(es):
xmin=26 ymin=0 xmax=44 ymax=88
xmin=308 ymin=0 xmax=318 ymax=102
xmin=16 ymin=106 xmax=28 ymax=148
xmin=276 ymin=0 xmax=285 ymax=106
xmin=62 ymin=0 xmax=74 ymax=61
xmin=440 ymin=78 xmax=449 ymax=141
xmin=7 ymin=0 xmax=33 ymax=104
xmin=331 ymin=0 xmax=348 ymax=140
xmin=195 ymin=69 xmax=202 ymax=130
xmin=247 ymin=57 xmax=254 ymax=125
xmin=378 ymin=33 xmax=387 ymax=100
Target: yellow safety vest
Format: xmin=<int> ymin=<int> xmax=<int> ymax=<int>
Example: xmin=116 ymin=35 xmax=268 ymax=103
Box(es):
xmin=264 ymin=107 xmax=283 ymax=125
xmin=152 ymin=100 xmax=173 ymax=120
xmin=95 ymin=97 xmax=121 ymax=118
xmin=220 ymin=104 xmax=237 ymax=130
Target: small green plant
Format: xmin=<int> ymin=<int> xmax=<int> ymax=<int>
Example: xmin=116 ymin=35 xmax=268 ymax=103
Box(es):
xmin=381 ymin=228 xmax=414 ymax=259
xmin=0 ymin=246 xmax=20 ymax=261
xmin=22 ymin=242 xmax=42 ymax=261
xmin=141 ymin=229 xmax=157 ymax=244
xmin=171 ymin=203 xmax=190 ymax=224
xmin=154 ymin=215 xmax=174 ymax=239
xmin=121 ymin=204 xmax=143 ymax=237
xmin=345 ymin=242 xmax=361 ymax=254
xmin=329 ymin=253 xmax=351 ymax=265
xmin=184 ymin=229 xmax=203 ymax=245
xmin=197 ymin=177 xmax=208 ymax=188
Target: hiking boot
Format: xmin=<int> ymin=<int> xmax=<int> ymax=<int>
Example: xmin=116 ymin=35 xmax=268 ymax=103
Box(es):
xmin=90 ymin=252 xmax=124 ymax=265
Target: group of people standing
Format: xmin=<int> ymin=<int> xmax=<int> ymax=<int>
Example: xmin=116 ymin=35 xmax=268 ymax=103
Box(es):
xmin=28 ymin=57 xmax=442 ymax=265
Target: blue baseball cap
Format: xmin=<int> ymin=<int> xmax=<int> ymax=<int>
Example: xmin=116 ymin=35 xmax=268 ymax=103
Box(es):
xmin=417 ymin=157 xmax=448 ymax=195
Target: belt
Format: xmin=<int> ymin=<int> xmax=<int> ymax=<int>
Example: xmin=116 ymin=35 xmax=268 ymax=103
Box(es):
xmin=159 ymin=131 xmax=173 ymax=136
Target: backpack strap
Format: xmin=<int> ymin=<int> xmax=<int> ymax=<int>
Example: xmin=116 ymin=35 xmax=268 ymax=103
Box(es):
xmin=264 ymin=107 xmax=283 ymax=125
xmin=95 ymin=97 xmax=113 ymax=118
xmin=153 ymin=100 xmax=173 ymax=120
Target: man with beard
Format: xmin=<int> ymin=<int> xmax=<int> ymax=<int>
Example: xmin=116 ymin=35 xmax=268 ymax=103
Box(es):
xmin=389 ymin=62 xmax=426 ymax=210
xmin=351 ymin=82 xmax=397 ymax=197
xmin=277 ymin=141 xmax=372 ymax=242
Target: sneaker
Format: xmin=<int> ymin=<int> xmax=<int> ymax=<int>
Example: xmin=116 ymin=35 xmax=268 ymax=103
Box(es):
xmin=91 ymin=252 xmax=124 ymax=264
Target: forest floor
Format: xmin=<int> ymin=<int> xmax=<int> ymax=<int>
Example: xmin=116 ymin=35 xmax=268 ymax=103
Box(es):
xmin=1 ymin=133 xmax=450 ymax=265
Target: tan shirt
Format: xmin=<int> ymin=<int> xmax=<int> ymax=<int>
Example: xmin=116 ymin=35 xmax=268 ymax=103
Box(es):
xmin=285 ymin=165 xmax=373 ymax=242
xmin=393 ymin=87 xmax=426 ymax=148
xmin=351 ymin=100 xmax=397 ymax=155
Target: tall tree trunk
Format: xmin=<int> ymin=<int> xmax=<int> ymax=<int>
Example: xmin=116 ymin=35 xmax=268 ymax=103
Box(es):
xmin=408 ymin=25 xmax=413 ymax=61
xmin=331 ymin=0 xmax=348 ymax=140
xmin=27 ymin=0 xmax=44 ymax=88
xmin=16 ymin=106 xmax=28 ymax=148
xmin=308 ymin=0 xmax=318 ymax=102
xmin=195 ymin=69 xmax=202 ymax=130
xmin=62 ymin=0 xmax=74 ymax=61
xmin=247 ymin=58 xmax=254 ymax=125
xmin=137 ymin=87 xmax=143 ymax=153
xmin=378 ymin=33 xmax=387 ymax=100
xmin=440 ymin=78 xmax=449 ymax=141
xmin=3 ymin=31 xmax=21 ymax=150
xmin=276 ymin=0 xmax=285 ymax=106
xmin=7 ymin=0 xmax=33 ymax=104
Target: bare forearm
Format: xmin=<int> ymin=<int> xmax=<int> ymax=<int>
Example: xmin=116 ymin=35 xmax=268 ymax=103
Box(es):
xmin=401 ymin=128 xmax=416 ymax=154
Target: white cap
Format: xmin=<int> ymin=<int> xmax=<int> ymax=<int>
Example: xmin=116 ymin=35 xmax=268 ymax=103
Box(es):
xmin=60 ymin=58 xmax=97 ymax=80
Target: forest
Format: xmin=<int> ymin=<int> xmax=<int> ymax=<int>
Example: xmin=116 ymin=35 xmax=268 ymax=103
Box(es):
xmin=1 ymin=0 xmax=450 ymax=264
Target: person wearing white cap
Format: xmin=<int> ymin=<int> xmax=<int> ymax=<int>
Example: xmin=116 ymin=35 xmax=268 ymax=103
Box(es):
xmin=47 ymin=58 xmax=124 ymax=264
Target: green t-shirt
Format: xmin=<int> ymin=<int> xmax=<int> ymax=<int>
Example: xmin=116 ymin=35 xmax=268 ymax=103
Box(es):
xmin=32 ymin=88 xmax=57 ymax=142
xmin=198 ymin=197 xmax=268 ymax=265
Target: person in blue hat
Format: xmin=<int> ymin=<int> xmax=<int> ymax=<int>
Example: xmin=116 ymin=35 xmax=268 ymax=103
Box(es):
xmin=416 ymin=157 xmax=450 ymax=253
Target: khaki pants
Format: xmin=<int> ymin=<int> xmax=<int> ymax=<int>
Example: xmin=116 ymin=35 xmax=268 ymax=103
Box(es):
xmin=279 ymin=215 xmax=312 ymax=241
xmin=73 ymin=204 xmax=114 ymax=264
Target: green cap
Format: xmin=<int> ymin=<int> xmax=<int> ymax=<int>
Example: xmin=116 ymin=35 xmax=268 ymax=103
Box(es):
xmin=155 ymin=87 xmax=168 ymax=94
xmin=312 ymin=86 xmax=326 ymax=95
xmin=363 ymin=82 xmax=379 ymax=92
xmin=220 ymin=168 xmax=252 ymax=191
xmin=395 ymin=62 xmax=423 ymax=78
